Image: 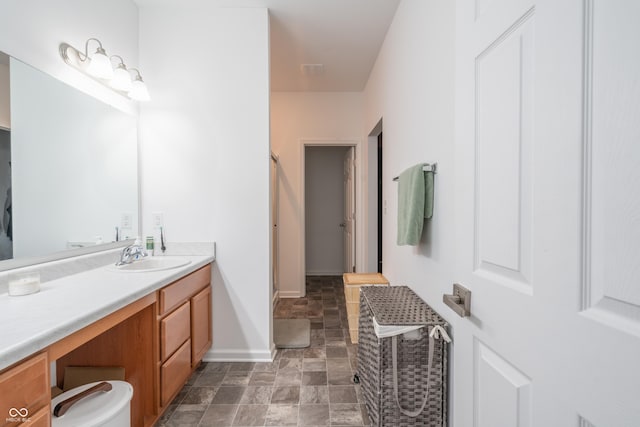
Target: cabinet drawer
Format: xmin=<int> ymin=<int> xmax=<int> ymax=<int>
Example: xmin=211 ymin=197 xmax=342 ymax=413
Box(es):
xmin=159 ymin=265 xmax=211 ymax=316
xmin=191 ymin=286 xmax=212 ymax=366
xmin=161 ymin=301 xmax=191 ymax=362
xmin=160 ymin=339 xmax=191 ymax=407
xmin=24 ymin=405 xmax=50 ymax=427
xmin=0 ymin=352 xmax=49 ymax=427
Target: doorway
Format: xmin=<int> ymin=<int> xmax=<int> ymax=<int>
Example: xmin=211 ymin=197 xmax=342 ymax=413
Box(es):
xmin=304 ymin=145 xmax=354 ymax=276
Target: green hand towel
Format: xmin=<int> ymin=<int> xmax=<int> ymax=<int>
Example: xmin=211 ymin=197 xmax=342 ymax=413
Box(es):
xmin=424 ymin=169 xmax=434 ymax=219
xmin=397 ymin=164 xmax=427 ymax=246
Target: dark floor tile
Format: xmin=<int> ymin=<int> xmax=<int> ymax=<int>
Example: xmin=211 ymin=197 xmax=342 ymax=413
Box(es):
xmin=167 ymin=404 xmax=207 ymax=425
xmin=199 ymin=404 xmax=238 ymax=426
xmin=157 ymin=403 xmax=178 ymax=423
xmin=270 ymin=386 xmax=300 ymax=404
xmin=302 ymin=371 xmax=327 ymax=386
xmin=304 ymin=348 xmax=326 ymax=359
xmin=249 ymin=371 xmax=276 ymax=385
xmin=302 ymin=358 xmax=327 ymax=372
xmin=181 ymin=386 xmax=216 ymax=404
xmin=330 ymin=403 xmax=363 ymax=426
xmin=265 ymin=404 xmax=298 ymax=426
xmin=240 ymin=386 xmax=272 ymax=404
xmin=194 ymin=372 xmax=226 ymax=387
xmin=328 ymin=370 xmax=356 ymax=386
xmin=275 ymin=370 xmax=302 ymax=386
xmin=278 ymin=358 xmax=302 ymax=371
xmin=300 ymin=385 xmax=330 ymax=404
xmin=329 ymin=386 xmax=358 ymax=403
xmin=253 ymin=362 xmax=279 ymax=372
xmin=325 ymin=329 xmax=344 ymax=338
xmin=211 ymin=386 xmax=246 ymax=404
xmin=229 ymin=362 xmax=255 ymax=371
xmin=232 ymin=404 xmax=268 ymax=426
xmin=223 ymin=371 xmax=252 ymax=385
xmin=299 ymin=404 xmax=330 ymax=426
xmin=326 ymin=346 xmax=349 ymax=358
xmin=279 ymin=348 xmax=305 ymax=358
xmin=205 ymin=362 xmax=232 ymax=373
xmin=326 ymin=358 xmax=351 ymax=372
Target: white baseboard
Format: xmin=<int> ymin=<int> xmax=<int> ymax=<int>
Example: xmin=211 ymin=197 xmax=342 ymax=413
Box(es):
xmin=203 ymin=347 xmax=275 ymax=362
xmin=278 ymin=290 xmax=303 ymax=298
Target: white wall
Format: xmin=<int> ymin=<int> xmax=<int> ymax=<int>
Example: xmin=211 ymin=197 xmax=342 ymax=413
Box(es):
xmin=305 ymin=146 xmax=349 ymax=275
xmin=363 ymin=0 xmax=455 ymax=315
xmin=0 ymin=0 xmax=139 ymax=114
xmin=139 ymin=6 xmax=272 ymax=361
xmin=271 ymin=92 xmax=364 ymax=297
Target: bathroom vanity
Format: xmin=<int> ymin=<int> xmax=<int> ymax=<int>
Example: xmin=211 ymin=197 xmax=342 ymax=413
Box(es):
xmin=0 ymin=257 xmax=213 ymax=427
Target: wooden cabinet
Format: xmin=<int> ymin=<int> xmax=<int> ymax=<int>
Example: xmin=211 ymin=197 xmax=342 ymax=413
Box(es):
xmin=160 ymin=301 xmax=191 ymax=361
xmin=24 ymin=406 xmax=51 ymax=427
xmin=0 ymin=352 xmax=49 ymax=427
xmin=0 ymin=262 xmax=212 ymax=427
xmin=160 ymin=340 xmax=191 ymax=407
xmin=191 ymin=286 xmax=212 ymax=366
xmin=157 ymin=265 xmax=212 ymax=409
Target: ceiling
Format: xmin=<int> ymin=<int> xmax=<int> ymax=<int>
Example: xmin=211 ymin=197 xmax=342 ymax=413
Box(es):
xmin=134 ymin=0 xmax=401 ymax=92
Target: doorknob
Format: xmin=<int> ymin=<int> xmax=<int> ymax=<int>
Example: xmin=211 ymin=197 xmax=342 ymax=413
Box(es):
xmin=339 ymin=223 xmax=345 ymax=228
xmin=443 ymin=284 xmax=471 ymax=317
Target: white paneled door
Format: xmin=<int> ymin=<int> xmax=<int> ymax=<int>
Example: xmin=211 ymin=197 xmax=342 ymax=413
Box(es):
xmin=454 ymin=1 xmax=640 ymax=426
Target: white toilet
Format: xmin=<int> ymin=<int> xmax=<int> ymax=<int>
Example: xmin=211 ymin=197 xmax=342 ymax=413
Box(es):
xmin=51 ymin=380 xmax=133 ymax=427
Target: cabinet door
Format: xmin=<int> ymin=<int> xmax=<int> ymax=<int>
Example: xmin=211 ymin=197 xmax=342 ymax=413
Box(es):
xmin=0 ymin=352 xmax=49 ymax=427
xmin=190 ymin=285 xmax=212 ymax=366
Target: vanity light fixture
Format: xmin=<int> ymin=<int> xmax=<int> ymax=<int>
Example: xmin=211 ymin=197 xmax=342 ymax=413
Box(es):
xmin=110 ymin=55 xmax=132 ymax=92
xmin=128 ymin=69 xmax=150 ymax=101
xmin=59 ymin=38 xmax=150 ymax=101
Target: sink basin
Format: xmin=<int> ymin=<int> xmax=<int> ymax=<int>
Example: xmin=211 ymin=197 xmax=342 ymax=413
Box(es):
xmin=108 ymin=258 xmax=192 ymax=273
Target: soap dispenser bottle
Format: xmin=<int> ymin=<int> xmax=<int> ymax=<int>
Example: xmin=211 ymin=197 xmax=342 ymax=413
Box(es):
xmin=146 ymin=236 xmax=155 ymax=256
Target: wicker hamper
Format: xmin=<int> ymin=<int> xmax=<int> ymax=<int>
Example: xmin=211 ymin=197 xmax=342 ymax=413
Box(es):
xmin=356 ymin=286 xmax=450 ymax=427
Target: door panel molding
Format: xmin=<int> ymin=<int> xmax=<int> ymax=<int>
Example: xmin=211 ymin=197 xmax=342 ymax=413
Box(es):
xmin=474 ymin=339 xmax=532 ymax=427
xmin=580 ymin=0 xmax=640 ymax=337
xmin=473 ymin=9 xmax=534 ymax=294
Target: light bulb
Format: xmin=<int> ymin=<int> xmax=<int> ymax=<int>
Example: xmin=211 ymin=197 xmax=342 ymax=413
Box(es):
xmin=86 ymin=47 xmax=113 ymax=79
xmin=111 ymin=64 xmax=132 ymax=91
xmin=129 ymin=77 xmax=150 ymax=101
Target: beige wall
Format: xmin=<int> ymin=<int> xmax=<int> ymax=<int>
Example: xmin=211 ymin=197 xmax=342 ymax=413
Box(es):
xmin=271 ymin=92 xmax=364 ymax=296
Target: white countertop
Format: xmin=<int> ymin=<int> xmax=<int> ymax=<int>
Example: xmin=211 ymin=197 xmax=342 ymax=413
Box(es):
xmin=0 ymin=255 xmax=214 ymax=370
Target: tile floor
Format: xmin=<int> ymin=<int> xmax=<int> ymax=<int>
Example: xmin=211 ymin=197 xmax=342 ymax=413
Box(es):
xmin=156 ymin=276 xmax=370 ymax=427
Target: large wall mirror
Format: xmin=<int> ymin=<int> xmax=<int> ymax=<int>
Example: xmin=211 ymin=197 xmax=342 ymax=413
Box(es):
xmin=0 ymin=51 xmax=138 ymax=270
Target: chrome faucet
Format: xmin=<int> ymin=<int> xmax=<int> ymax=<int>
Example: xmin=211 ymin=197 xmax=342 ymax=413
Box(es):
xmin=116 ymin=239 xmax=148 ymax=266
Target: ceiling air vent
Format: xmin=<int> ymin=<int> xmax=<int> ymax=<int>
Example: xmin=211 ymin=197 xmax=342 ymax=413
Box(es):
xmin=300 ymin=64 xmax=325 ymax=75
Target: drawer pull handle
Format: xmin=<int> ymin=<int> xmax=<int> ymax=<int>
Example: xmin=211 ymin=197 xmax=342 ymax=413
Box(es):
xmin=53 ymin=381 xmax=113 ymax=417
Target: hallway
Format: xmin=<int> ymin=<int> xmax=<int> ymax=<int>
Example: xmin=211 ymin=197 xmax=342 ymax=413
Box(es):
xmin=158 ymin=276 xmax=370 ymax=426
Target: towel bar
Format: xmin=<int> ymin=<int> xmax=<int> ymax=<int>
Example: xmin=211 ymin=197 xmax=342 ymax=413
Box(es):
xmin=392 ymin=163 xmax=437 ymax=181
